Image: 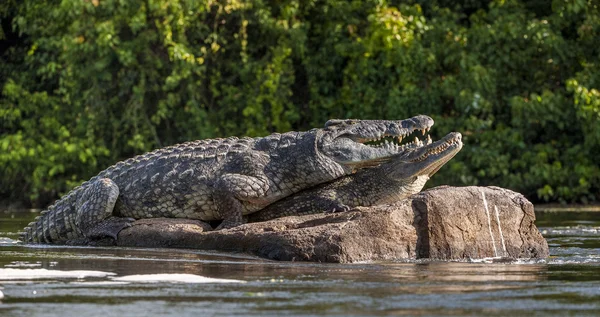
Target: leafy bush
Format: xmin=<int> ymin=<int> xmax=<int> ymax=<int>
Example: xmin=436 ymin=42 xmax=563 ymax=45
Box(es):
xmin=1 ymin=0 xmax=599 ymax=206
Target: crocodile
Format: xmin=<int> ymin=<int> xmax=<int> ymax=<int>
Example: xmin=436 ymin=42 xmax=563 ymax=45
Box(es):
xmin=20 ymin=116 xmax=434 ymax=244
xmin=248 ymin=132 xmax=463 ymax=221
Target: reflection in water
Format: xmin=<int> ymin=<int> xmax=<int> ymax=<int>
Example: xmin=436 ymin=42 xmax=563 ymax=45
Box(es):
xmin=412 ymin=262 xmax=546 ymax=282
xmin=0 ymin=210 xmax=599 ymax=316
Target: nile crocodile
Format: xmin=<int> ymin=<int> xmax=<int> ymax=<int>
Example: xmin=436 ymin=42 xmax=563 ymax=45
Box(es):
xmin=20 ymin=116 xmax=434 ymax=244
xmin=249 ymin=132 xmax=463 ymax=221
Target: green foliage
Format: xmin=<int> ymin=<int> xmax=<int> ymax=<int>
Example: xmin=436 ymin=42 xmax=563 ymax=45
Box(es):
xmin=1 ymin=0 xmax=599 ymax=206
xmin=1 ymin=80 xmax=110 ymax=203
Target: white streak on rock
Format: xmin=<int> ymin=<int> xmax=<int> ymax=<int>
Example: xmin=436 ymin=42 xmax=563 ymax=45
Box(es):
xmin=480 ymin=190 xmax=498 ymax=257
xmin=495 ymin=205 xmax=507 ymax=256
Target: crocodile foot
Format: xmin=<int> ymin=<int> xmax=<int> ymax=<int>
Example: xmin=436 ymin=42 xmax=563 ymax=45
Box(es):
xmin=215 ymin=219 xmax=245 ymax=230
xmin=87 ymin=217 xmax=136 ymax=240
xmin=325 ymin=202 xmax=352 ymax=213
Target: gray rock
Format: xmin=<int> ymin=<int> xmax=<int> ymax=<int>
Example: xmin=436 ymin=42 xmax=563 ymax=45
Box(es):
xmin=117 ymin=186 xmax=549 ymax=263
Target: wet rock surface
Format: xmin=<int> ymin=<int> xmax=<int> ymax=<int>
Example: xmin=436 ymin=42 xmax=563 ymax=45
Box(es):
xmin=117 ymin=186 xmax=549 ymax=263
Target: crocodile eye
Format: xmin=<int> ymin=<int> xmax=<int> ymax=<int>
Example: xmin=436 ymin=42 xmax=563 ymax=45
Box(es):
xmin=324 ymin=119 xmax=344 ymax=128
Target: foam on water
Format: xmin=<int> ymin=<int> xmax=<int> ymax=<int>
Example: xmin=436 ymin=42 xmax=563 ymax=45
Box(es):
xmin=0 ymin=268 xmax=116 ymax=280
xmin=111 ymin=273 xmax=246 ymax=284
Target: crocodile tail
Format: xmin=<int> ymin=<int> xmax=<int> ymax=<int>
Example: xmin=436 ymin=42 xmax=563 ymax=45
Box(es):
xmin=19 ymin=212 xmax=47 ymax=243
xmin=19 ymin=194 xmax=79 ymax=244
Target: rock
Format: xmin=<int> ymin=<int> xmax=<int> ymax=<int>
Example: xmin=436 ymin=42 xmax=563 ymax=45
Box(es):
xmin=117 ymin=218 xmax=213 ymax=248
xmin=117 ymin=186 xmax=549 ymax=263
xmin=412 ymin=186 xmax=549 ymax=260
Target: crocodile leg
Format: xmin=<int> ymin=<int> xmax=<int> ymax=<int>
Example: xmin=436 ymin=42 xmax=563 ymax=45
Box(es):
xmin=213 ymin=173 xmax=271 ymax=229
xmin=70 ymin=178 xmax=134 ymax=244
xmin=249 ymin=193 xmax=351 ymax=222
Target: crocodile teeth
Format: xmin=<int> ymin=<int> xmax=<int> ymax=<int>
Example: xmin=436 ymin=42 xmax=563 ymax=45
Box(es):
xmin=414 ymin=137 xmax=423 ymax=147
xmin=427 ymin=135 xmax=432 ymax=145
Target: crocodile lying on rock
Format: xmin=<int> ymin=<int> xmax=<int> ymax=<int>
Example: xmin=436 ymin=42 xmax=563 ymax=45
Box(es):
xmin=20 ymin=116 xmax=434 ymax=244
xmin=249 ymin=132 xmax=463 ymax=221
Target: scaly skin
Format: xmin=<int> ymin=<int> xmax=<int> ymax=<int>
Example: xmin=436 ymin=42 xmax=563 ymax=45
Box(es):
xmin=249 ymin=132 xmax=463 ymax=221
xmin=20 ymin=116 xmax=434 ymax=244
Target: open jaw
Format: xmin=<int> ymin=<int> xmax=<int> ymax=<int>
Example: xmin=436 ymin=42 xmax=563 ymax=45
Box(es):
xmin=396 ymin=132 xmax=463 ymax=178
xmin=322 ymin=115 xmax=438 ymax=168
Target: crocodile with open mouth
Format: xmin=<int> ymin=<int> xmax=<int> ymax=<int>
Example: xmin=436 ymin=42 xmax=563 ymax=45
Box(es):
xmin=20 ymin=116 xmax=434 ymax=244
xmin=249 ymin=132 xmax=463 ymax=221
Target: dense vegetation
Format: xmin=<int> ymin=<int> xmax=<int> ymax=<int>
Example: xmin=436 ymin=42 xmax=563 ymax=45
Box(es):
xmin=1 ymin=0 xmax=599 ymax=207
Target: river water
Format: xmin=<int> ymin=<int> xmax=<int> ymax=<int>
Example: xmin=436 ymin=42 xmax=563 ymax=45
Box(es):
xmin=0 ymin=210 xmax=599 ymax=316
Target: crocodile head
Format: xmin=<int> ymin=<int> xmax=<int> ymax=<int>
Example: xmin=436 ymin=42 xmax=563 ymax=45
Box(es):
xmin=383 ymin=131 xmax=463 ymax=180
xmin=319 ymin=115 xmax=435 ymax=171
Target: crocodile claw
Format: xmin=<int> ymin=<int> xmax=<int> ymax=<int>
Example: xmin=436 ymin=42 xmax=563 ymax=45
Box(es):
xmin=326 ymin=203 xmax=352 ymax=213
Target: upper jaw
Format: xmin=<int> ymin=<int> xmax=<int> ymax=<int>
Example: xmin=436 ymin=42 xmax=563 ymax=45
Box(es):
xmin=324 ymin=115 xmax=434 ymax=148
xmin=320 ymin=115 xmax=436 ymax=169
xmin=334 ymin=115 xmax=434 ymax=144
